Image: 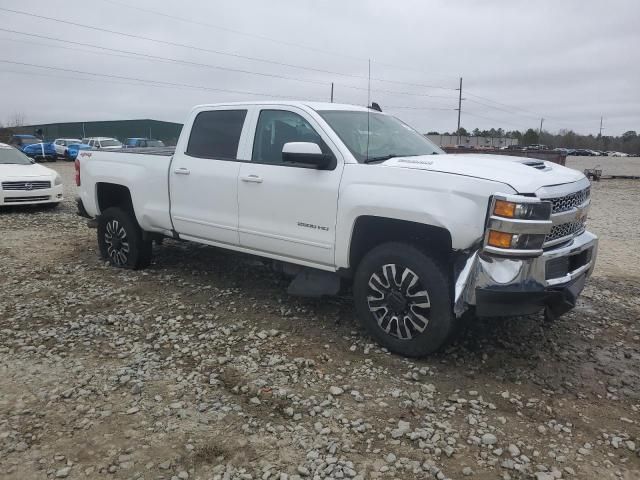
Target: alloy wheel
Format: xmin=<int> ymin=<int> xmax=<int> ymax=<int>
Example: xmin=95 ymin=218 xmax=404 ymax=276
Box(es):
xmin=104 ymin=219 xmax=130 ymax=266
xmin=367 ymin=263 xmax=431 ymax=340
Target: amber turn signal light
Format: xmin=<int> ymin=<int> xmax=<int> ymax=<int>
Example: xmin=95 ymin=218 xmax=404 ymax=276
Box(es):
xmin=493 ymin=200 xmax=516 ymax=218
xmin=487 ymin=230 xmax=514 ymax=249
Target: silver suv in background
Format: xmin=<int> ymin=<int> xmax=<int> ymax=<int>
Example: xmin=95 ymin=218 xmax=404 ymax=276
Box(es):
xmin=82 ymin=137 xmax=123 ymax=150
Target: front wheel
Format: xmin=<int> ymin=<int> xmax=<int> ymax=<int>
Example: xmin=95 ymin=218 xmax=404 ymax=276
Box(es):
xmin=353 ymin=242 xmax=454 ymax=357
xmin=97 ymin=207 xmax=152 ymax=270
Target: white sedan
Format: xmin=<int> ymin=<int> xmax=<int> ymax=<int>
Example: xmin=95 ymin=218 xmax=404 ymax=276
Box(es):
xmin=53 ymin=138 xmax=82 ymax=158
xmin=0 ymin=143 xmax=64 ymax=207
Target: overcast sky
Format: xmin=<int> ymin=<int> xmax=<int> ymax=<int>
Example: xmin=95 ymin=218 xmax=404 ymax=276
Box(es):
xmin=1 ymin=0 xmax=638 ymax=135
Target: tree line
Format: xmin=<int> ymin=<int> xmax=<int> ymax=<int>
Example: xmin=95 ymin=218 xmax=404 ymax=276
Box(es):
xmin=428 ymin=127 xmax=640 ymax=154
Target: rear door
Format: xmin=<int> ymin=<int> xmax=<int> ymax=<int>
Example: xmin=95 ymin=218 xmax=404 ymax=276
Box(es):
xmin=169 ymin=107 xmax=250 ymax=246
xmin=237 ymin=106 xmax=343 ymax=267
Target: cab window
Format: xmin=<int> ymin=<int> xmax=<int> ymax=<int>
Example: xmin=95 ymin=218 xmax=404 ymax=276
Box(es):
xmin=252 ymin=110 xmax=331 ymax=165
xmin=186 ymin=110 xmax=247 ymax=160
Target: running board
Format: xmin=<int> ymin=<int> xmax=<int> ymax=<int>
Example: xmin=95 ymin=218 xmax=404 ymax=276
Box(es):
xmin=287 ymin=269 xmax=341 ymax=297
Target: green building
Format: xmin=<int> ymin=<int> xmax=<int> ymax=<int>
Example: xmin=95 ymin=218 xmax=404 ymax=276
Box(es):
xmin=9 ymin=119 xmax=183 ymax=145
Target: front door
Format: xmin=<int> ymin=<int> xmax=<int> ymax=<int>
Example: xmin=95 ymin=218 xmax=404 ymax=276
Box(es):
xmin=169 ymin=108 xmax=250 ymax=246
xmin=238 ymin=107 xmax=343 ymax=267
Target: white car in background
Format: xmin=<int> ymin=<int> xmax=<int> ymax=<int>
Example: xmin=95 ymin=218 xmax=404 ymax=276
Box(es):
xmin=53 ymin=138 xmax=82 ymax=158
xmin=82 ymin=137 xmax=123 ymax=150
xmin=0 ymin=143 xmax=63 ymax=207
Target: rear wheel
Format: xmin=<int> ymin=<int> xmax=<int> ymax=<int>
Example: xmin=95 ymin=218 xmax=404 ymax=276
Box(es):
xmin=353 ymin=242 xmax=454 ymax=357
xmin=97 ymin=207 xmax=152 ymax=269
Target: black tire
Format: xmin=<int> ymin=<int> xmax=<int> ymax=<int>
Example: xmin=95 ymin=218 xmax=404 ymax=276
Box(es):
xmin=353 ymin=242 xmax=454 ymax=357
xmin=97 ymin=207 xmax=152 ymax=270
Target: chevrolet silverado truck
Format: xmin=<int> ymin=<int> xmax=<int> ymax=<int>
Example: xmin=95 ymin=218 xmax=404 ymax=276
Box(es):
xmin=76 ymin=101 xmax=597 ymax=356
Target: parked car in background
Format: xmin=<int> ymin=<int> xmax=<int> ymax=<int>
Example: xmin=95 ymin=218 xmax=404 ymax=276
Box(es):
xmin=572 ymin=149 xmax=595 ymax=156
xmin=124 ymin=138 xmax=166 ymax=148
xmin=21 ymin=142 xmax=57 ymax=162
xmin=53 ymin=138 xmax=82 ymax=158
xmin=66 ymin=142 xmax=92 ymax=161
xmin=82 ymin=137 xmax=123 ymax=150
xmin=9 ymin=134 xmax=42 ymax=151
xmin=505 ymin=144 xmax=525 ymax=151
xmin=524 ymin=144 xmax=549 ymax=151
xmin=0 ymin=143 xmax=63 ymax=206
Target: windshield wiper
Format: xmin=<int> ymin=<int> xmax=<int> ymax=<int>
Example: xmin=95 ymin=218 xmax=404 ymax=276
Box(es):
xmin=363 ymin=154 xmax=397 ymax=164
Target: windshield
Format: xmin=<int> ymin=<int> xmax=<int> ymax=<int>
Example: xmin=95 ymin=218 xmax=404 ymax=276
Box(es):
xmin=318 ymin=110 xmax=443 ymax=162
xmin=0 ymin=147 xmax=33 ymax=165
xmin=100 ymin=139 xmax=122 ymax=147
xmin=17 ymin=137 xmax=40 ymax=146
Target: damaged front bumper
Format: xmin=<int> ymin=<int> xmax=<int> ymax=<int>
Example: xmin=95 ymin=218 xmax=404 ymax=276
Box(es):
xmin=455 ymin=230 xmax=598 ymax=318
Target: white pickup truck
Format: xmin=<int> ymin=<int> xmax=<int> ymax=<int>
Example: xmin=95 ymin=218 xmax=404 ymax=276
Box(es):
xmin=76 ymin=101 xmax=597 ymax=356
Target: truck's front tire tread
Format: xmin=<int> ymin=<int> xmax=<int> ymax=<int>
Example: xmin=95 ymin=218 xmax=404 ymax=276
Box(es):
xmin=353 ymin=242 xmax=453 ymax=357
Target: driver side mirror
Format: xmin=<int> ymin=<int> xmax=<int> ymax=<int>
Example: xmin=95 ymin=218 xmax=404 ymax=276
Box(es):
xmin=282 ymin=142 xmax=332 ymax=169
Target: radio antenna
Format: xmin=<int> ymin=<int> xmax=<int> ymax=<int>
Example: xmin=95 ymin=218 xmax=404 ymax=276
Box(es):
xmin=366 ymin=58 xmax=371 ymax=161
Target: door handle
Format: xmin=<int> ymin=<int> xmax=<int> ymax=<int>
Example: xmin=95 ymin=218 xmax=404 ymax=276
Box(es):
xmin=174 ymin=167 xmax=190 ymax=175
xmin=240 ymin=174 xmax=263 ymax=183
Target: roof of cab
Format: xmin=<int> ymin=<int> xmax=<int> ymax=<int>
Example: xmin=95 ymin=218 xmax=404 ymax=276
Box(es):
xmin=191 ymin=101 xmax=374 ymax=113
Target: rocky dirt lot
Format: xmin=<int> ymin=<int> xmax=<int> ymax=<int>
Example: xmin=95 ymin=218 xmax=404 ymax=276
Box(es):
xmin=1 ymin=163 xmax=639 ymax=480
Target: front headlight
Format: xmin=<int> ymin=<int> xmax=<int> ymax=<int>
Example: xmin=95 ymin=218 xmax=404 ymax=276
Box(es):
xmin=484 ymin=194 xmax=552 ymax=256
xmin=54 ymin=174 xmax=63 ymax=186
xmin=493 ymin=198 xmax=551 ymax=220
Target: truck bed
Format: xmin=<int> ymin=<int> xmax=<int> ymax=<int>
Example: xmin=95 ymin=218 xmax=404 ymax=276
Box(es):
xmin=78 ymin=149 xmax=174 ymax=234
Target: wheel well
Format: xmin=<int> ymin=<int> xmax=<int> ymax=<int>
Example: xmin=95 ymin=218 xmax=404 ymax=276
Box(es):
xmin=349 ymin=216 xmax=452 ymax=270
xmin=96 ymin=183 xmax=134 ymax=214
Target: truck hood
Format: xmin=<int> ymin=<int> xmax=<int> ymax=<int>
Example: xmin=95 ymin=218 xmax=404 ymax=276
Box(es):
xmin=0 ymin=162 xmax=56 ymax=178
xmin=381 ymin=153 xmax=585 ymax=193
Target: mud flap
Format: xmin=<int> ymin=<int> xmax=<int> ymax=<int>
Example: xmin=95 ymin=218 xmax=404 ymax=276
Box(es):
xmin=287 ymin=269 xmax=341 ymax=297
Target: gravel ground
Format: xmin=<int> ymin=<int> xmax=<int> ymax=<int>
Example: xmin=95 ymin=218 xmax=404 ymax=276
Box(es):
xmin=565 ymin=156 xmax=640 ymax=177
xmin=1 ymin=162 xmax=639 ymax=480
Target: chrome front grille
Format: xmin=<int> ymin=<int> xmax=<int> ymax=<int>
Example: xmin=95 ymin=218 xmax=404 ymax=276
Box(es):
xmin=1 ymin=181 xmax=51 ymax=191
xmin=3 ymin=195 xmax=50 ymax=203
xmin=547 ymin=187 xmax=590 ymax=214
xmin=545 ymin=220 xmax=586 ymax=244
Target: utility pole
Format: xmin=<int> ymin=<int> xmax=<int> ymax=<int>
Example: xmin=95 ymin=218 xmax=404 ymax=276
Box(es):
xmin=539 ymin=118 xmax=544 ymax=142
xmin=330 ymin=82 xmax=334 ymax=103
xmin=456 ymin=77 xmax=462 ymax=144
xmin=599 ymin=116 xmax=603 ymax=137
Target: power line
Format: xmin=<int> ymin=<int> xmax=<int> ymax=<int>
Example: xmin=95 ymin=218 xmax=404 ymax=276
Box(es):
xmin=0 ymin=29 xmax=458 ymax=101
xmin=384 ymin=105 xmax=456 ymax=111
xmin=0 ymin=59 xmax=325 ymax=100
xmin=0 ymin=67 xmax=181 ymax=91
xmin=465 ymin=91 xmax=549 ymax=119
xmin=463 ymin=111 xmax=533 ymax=130
xmin=465 ymin=97 xmax=540 ymax=120
xmin=99 ymin=0 xmax=364 ymax=62
xmin=98 ymin=0 xmax=461 ymax=83
xmin=0 ymin=7 xmax=457 ymax=91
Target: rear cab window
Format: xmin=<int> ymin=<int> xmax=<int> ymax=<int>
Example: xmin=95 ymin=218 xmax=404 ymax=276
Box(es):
xmin=186 ymin=110 xmax=248 ymax=160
